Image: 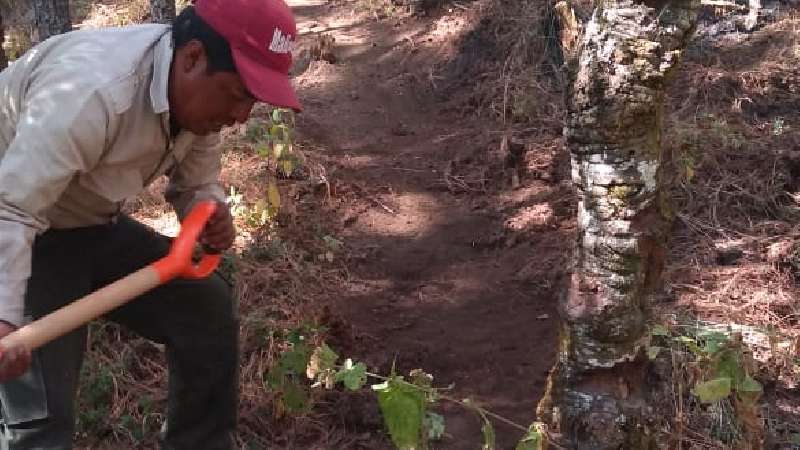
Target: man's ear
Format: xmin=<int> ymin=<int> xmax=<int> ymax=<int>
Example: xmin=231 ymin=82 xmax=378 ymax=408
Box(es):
xmin=177 ymin=40 xmax=208 ymax=74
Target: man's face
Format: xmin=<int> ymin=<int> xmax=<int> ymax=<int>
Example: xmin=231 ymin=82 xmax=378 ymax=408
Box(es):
xmin=169 ymin=40 xmax=256 ymax=135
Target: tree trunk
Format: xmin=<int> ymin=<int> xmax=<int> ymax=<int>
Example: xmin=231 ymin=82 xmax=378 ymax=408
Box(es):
xmin=537 ymin=1 xmax=700 ymax=448
xmin=745 ymin=0 xmax=761 ymax=30
xmin=32 ymin=0 xmax=71 ymax=44
xmin=0 ymin=9 xmax=8 ymax=71
xmin=150 ymin=0 xmax=177 ymax=24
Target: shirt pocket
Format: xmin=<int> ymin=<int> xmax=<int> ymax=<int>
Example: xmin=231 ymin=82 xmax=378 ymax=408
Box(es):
xmin=78 ymin=165 xmax=144 ymax=203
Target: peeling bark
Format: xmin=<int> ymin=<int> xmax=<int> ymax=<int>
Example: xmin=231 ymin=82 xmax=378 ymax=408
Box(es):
xmin=745 ymin=0 xmax=760 ymax=30
xmin=538 ymin=1 xmax=700 ymax=448
xmin=32 ymin=0 xmax=71 ymax=44
xmin=150 ymin=0 xmax=177 ymax=24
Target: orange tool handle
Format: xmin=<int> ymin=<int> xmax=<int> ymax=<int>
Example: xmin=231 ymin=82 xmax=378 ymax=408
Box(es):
xmin=0 ymin=201 xmax=222 ymax=355
xmin=151 ymin=200 xmax=222 ymax=282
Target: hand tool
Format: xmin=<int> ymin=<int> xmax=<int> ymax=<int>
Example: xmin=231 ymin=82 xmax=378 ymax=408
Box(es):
xmin=0 ymin=201 xmax=222 ymax=354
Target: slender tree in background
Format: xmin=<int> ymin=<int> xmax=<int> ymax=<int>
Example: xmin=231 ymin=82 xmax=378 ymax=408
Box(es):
xmin=537 ymin=0 xmax=700 ymax=448
xmin=150 ymin=0 xmax=176 ymax=24
xmin=32 ymin=0 xmax=71 ymax=44
xmin=0 ymin=9 xmax=8 ymax=70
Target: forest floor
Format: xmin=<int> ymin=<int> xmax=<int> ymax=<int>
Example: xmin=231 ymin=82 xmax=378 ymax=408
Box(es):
xmin=62 ymin=0 xmax=800 ymax=449
xmin=275 ymin=1 xmax=567 ymax=448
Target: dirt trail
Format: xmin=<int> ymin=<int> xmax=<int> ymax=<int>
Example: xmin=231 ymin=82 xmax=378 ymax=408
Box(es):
xmin=288 ymin=2 xmax=565 ymax=448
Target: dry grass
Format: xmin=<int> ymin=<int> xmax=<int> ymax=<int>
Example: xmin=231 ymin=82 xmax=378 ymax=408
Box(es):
xmin=439 ymin=0 xmax=563 ymax=127
xmin=657 ymin=11 xmax=800 ymax=448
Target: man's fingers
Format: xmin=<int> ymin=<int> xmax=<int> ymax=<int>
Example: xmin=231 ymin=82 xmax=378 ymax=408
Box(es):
xmin=2 ymin=346 xmax=29 ymax=365
xmin=201 ymin=222 xmax=230 ymax=236
xmin=202 ymin=227 xmax=233 ymax=242
xmin=0 ymin=346 xmax=31 ymax=382
xmin=201 ymin=234 xmax=235 ymax=251
xmin=196 ymin=201 xmax=235 ymax=252
xmin=202 ymin=210 xmax=232 ymax=237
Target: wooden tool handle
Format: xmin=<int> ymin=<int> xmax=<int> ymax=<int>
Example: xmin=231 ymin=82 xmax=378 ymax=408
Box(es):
xmin=0 ymin=267 xmax=160 ymax=351
xmin=0 ymin=201 xmax=222 ymax=354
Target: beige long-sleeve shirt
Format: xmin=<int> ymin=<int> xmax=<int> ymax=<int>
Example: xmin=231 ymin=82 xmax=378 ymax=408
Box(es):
xmin=0 ymin=25 xmax=227 ymax=326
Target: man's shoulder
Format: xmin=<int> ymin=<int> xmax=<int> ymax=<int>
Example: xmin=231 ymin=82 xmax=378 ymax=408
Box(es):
xmin=45 ymin=24 xmax=170 ymax=73
xmin=29 ymin=25 xmax=171 ymax=113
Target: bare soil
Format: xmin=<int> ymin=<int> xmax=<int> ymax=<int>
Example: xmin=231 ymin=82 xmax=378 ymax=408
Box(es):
xmin=286 ymin=1 xmax=567 ymax=447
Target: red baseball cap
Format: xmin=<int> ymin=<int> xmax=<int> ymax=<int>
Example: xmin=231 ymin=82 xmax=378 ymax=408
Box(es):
xmin=194 ymin=0 xmax=302 ymax=112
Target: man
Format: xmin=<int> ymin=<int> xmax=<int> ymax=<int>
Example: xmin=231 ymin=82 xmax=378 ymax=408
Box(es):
xmin=0 ymin=0 xmax=300 ymax=448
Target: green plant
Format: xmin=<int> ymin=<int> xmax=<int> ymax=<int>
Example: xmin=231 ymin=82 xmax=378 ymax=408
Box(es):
xmin=77 ymin=358 xmax=115 ymax=437
xmin=247 ymin=108 xmax=298 ymax=179
xmin=231 ymin=108 xmax=299 ymax=231
xmin=650 ymin=323 xmax=763 ymax=444
xmin=264 ymin=327 xmax=548 ymax=450
xmin=227 ymin=183 xmax=280 ymax=229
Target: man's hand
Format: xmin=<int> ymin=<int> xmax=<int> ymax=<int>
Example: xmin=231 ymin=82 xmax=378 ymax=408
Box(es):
xmin=0 ymin=321 xmax=31 ymax=382
xmin=199 ymin=201 xmax=236 ymax=253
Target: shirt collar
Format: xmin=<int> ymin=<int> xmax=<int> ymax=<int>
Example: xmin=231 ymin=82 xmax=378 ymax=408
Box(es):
xmin=150 ymin=30 xmax=173 ymax=115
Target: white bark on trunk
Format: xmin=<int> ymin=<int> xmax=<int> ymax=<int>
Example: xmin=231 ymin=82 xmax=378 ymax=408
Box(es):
xmin=745 ymin=0 xmax=761 ymax=30
xmin=538 ymin=1 xmax=700 ymax=448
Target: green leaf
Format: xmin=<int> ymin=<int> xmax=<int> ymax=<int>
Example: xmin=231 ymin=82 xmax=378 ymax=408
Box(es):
xmin=281 ymin=159 xmax=295 ymax=177
xmin=273 ymin=142 xmax=286 ymax=160
xmin=515 ymin=426 xmax=545 ymax=450
xmin=285 ymin=327 xmax=308 ymax=345
xmin=651 ymin=324 xmax=670 ymax=337
xmin=373 ymin=377 xmax=425 ymax=450
xmin=279 ymin=344 xmax=311 ymax=375
xmin=335 ymin=359 xmax=368 ymax=391
xmin=270 ymin=124 xmax=291 ymax=142
xmin=675 ymin=336 xmax=703 ymax=355
xmin=647 ymin=346 xmax=662 ymax=360
xmin=279 ymin=124 xmax=292 ymax=142
xmin=267 ymin=182 xmax=281 ymax=211
xmin=256 ymin=143 xmax=270 ymax=158
xmin=423 ymin=412 xmax=445 ymax=441
xmin=714 ymin=349 xmax=743 ymax=384
xmin=737 ymin=375 xmax=762 ymax=393
xmin=482 ymin=419 xmax=495 ymax=450
xmin=319 ymin=344 xmax=339 ymax=367
xmin=270 ymin=124 xmax=282 ymax=139
xmin=272 ymin=108 xmax=283 ymax=123
xmin=281 ymin=381 xmax=310 ymax=413
xmin=699 ymin=330 xmax=729 ymax=354
xmin=692 ymin=377 xmax=732 ymax=403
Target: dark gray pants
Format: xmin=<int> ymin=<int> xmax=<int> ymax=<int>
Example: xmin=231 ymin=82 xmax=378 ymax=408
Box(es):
xmin=0 ymin=216 xmax=239 ymax=450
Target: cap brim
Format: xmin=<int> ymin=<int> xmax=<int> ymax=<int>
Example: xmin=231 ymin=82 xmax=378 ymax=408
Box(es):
xmin=232 ymin=49 xmax=302 ymax=112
